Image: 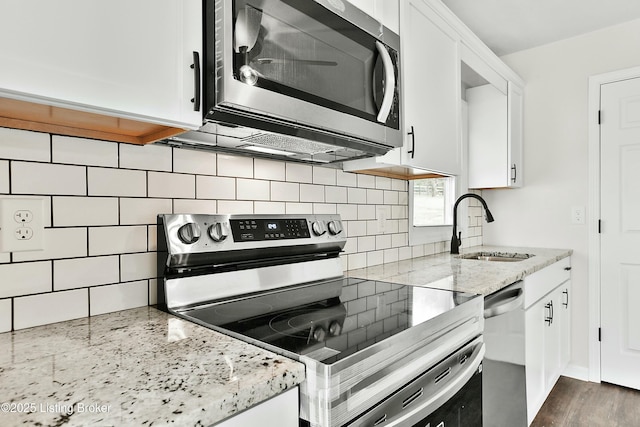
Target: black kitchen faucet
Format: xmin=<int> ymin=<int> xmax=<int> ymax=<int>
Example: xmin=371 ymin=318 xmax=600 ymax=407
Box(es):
xmin=450 ymin=193 xmax=495 ymax=254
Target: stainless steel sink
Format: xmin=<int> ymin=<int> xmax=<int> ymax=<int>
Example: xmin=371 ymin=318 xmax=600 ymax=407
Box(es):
xmin=458 ymin=252 xmax=534 ymax=262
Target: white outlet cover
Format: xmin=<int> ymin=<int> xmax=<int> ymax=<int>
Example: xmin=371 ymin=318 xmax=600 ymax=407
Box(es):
xmin=0 ymin=197 xmax=45 ymax=252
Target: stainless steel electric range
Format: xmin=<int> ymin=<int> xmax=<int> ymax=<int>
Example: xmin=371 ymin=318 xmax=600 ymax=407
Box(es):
xmin=157 ymin=214 xmax=484 ymax=427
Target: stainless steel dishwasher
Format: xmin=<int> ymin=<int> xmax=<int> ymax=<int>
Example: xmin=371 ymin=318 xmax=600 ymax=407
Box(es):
xmin=483 ymin=281 xmax=527 ymax=427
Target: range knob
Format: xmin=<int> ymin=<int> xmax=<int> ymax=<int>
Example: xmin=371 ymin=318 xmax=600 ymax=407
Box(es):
xmin=177 ymin=222 xmax=201 ymax=244
xmin=328 ymin=220 xmax=343 ymax=235
xmin=208 ymin=222 xmax=228 ymax=242
xmin=328 ymin=321 xmax=342 ymax=336
xmin=312 ymin=326 xmax=326 ymax=342
xmin=311 ymin=221 xmax=326 ymax=236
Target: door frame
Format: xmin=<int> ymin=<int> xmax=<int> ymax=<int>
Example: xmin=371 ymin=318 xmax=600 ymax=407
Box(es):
xmin=587 ymin=65 xmax=640 ymax=383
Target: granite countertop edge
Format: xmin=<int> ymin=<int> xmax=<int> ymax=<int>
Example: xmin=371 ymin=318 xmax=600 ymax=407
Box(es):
xmin=0 ymin=306 xmax=306 ymax=427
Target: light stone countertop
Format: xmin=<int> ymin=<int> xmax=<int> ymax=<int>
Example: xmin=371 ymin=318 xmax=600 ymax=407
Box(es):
xmin=346 ymin=245 xmax=572 ymax=296
xmin=0 ymin=306 xmax=305 ymax=427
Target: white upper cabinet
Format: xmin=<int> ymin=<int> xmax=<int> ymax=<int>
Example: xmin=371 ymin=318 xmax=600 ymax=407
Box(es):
xmin=348 ymin=0 xmax=399 ymax=33
xmin=399 ymin=0 xmax=460 ymax=175
xmin=0 ymin=0 xmax=203 ymax=143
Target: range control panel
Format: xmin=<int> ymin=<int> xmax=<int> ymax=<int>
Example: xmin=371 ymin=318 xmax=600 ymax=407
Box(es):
xmin=230 ymin=218 xmax=310 ymax=241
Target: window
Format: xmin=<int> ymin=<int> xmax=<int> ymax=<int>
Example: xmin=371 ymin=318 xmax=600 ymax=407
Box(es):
xmin=408 ymin=176 xmax=457 ymax=245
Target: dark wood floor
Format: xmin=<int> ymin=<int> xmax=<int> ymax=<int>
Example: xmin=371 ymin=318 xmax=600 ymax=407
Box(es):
xmin=531 ymin=376 xmax=640 ymax=426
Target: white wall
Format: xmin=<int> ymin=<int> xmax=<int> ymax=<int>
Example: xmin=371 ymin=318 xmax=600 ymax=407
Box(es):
xmin=482 ymin=18 xmax=640 ymax=377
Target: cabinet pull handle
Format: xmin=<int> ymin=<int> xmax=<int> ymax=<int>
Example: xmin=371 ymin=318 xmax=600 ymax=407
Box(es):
xmin=564 ymin=266 xmax=572 ymax=271
xmin=511 ymin=164 xmax=517 ymax=183
xmin=407 ymin=126 xmax=415 ymax=159
xmin=545 ymin=301 xmax=553 ymax=325
xmin=563 ymin=290 xmax=569 ymax=308
xmin=191 ymin=51 xmax=201 ymax=112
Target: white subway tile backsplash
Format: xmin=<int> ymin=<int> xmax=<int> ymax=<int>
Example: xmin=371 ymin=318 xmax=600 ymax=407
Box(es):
xmin=148 ymin=172 xmax=195 ymax=199
xmin=337 ymin=204 xmax=358 ymax=220
xmin=173 ymin=199 xmax=216 ymax=214
xmin=119 ymin=143 xmax=172 ymax=172
xmin=0 ymin=299 xmax=10 ymax=332
xmin=285 ymin=202 xmax=313 ymax=214
xmin=383 ymin=248 xmax=399 ymax=263
xmin=375 ymin=177 xmax=392 ymax=190
xmin=367 ymin=250 xmax=384 ymax=266
xmin=120 ymin=198 xmax=172 ymax=225
xmin=237 ymin=178 xmax=270 ymax=201
xmin=347 ymin=221 xmax=367 ymax=237
xmin=218 ymin=200 xmax=254 ymax=214
xmin=14 ymin=289 xmax=88 ymax=330
xmin=348 ymin=188 xmax=366 ymax=204
xmin=313 ymin=203 xmax=337 ymax=214
xmin=54 ymin=256 xmax=119 ymax=291
xmin=325 ymin=186 xmax=347 ymax=203
xmin=366 ymin=189 xmax=384 ymax=204
xmin=88 ymin=167 xmax=146 ymax=197
xmin=384 ymin=190 xmax=399 ymax=205
xmin=173 ymin=148 xmax=216 ymax=175
xmin=53 ymin=197 xmax=118 ymax=227
xmin=392 ymin=179 xmax=407 ymax=192
xmin=13 ymin=228 xmax=87 ymax=262
xmin=358 ymin=205 xmax=376 ymax=220
xmin=254 ymin=201 xmax=285 ymax=214
xmin=12 ymin=162 xmax=86 ymax=195
xmin=0 ymin=160 xmax=9 ymax=193
xmin=0 ymin=128 xmax=460 ymax=330
xmin=358 ymin=236 xmax=375 ymax=252
xmin=336 ymin=170 xmax=357 ymax=187
xmin=271 ymin=182 xmax=299 ymax=202
xmin=121 ymin=252 xmax=156 ymax=282
xmin=89 ymin=281 xmax=148 ymax=316
xmin=0 ymin=261 xmax=51 ymax=298
xmin=286 ymin=163 xmax=312 ymax=183
xmin=357 ymin=174 xmax=376 ymax=189
xmin=313 ymin=166 xmax=336 ymax=185
xmin=0 ymin=128 xmax=50 ymax=162
xmin=217 ymin=154 xmax=253 ymax=178
xmin=196 ymin=175 xmax=235 ymax=200
xmin=376 ymin=234 xmax=392 ymax=250
xmin=255 ymin=159 xmax=285 ymax=181
xmin=52 ymin=136 xmax=118 ymax=167
xmin=347 ymin=253 xmax=367 ymax=270
xmin=89 ymin=226 xmax=147 ymax=256
xmin=300 ymin=184 xmax=325 ymax=203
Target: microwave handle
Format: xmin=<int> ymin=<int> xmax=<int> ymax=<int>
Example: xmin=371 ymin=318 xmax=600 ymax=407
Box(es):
xmin=375 ymin=41 xmax=396 ymax=124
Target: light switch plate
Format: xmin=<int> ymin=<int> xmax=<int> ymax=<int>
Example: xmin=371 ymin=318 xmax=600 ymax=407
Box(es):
xmin=0 ymin=197 xmax=45 ymax=252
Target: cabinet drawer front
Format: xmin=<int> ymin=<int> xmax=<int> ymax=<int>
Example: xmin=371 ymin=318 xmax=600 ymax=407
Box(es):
xmin=523 ymin=258 xmax=571 ymax=309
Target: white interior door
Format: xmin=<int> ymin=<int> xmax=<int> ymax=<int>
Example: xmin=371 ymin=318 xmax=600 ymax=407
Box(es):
xmin=600 ymin=77 xmax=640 ymax=390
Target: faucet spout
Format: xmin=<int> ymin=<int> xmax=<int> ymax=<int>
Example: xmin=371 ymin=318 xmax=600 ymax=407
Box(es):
xmin=450 ymin=193 xmax=494 ymax=254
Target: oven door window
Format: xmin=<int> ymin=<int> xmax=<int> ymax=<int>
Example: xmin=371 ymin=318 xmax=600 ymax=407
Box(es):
xmin=232 ymin=0 xmax=399 ymax=128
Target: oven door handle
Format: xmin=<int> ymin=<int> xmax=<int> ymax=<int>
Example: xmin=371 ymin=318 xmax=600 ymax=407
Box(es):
xmin=375 ymin=41 xmax=396 ymax=124
xmin=384 ymin=341 xmax=485 ymax=427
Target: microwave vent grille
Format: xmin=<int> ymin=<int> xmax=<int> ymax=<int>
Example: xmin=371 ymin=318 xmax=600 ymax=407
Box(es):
xmin=242 ymin=133 xmax=337 ymax=155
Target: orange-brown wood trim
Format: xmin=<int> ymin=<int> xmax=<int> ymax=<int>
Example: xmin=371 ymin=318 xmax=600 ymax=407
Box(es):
xmin=0 ymin=97 xmax=188 ymax=144
xmin=353 ymin=168 xmax=446 ymax=180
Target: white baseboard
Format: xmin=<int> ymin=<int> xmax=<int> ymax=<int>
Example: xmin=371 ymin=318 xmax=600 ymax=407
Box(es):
xmin=562 ymin=363 xmax=591 ymax=382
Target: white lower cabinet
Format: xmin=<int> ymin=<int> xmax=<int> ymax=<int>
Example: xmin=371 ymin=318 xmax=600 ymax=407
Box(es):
xmin=215 ymin=387 xmax=299 ymax=427
xmin=524 ymin=260 xmax=571 ymax=425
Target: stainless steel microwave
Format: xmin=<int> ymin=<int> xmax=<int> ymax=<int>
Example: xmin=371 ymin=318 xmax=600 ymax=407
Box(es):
xmin=189 ymin=0 xmax=402 ymax=164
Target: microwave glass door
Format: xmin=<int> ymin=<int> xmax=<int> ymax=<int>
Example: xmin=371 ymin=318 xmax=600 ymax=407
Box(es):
xmin=232 ymin=0 xmax=399 ymax=128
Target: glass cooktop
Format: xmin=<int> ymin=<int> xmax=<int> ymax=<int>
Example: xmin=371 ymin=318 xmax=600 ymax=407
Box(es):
xmin=181 ymin=277 xmax=478 ymax=364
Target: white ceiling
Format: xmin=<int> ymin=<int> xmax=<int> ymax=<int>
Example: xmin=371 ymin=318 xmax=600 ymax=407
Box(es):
xmin=440 ymin=0 xmax=640 ymax=56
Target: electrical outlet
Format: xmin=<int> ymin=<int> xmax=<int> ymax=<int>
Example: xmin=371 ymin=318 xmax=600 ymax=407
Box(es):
xmin=0 ymin=197 xmax=45 ymax=252
xmin=376 ymin=206 xmax=387 ymax=233
xmin=571 ymin=206 xmax=586 ymax=225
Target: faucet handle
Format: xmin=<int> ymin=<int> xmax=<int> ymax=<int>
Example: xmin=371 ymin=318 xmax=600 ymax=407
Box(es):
xmin=457 ymin=231 xmax=462 ymax=245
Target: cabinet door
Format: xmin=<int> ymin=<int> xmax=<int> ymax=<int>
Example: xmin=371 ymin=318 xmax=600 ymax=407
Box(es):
xmin=544 ymin=287 xmax=562 ymax=393
xmin=0 ymin=0 xmax=202 ymax=129
xmin=508 ymin=81 xmax=524 ymax=187
xmin=559 ymin=280 xmax=571 ymax=371
xmin=525 ymin=296 xmax=548 ymax=424
xmin=400 ymin=0 xmax=460 ymax=175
